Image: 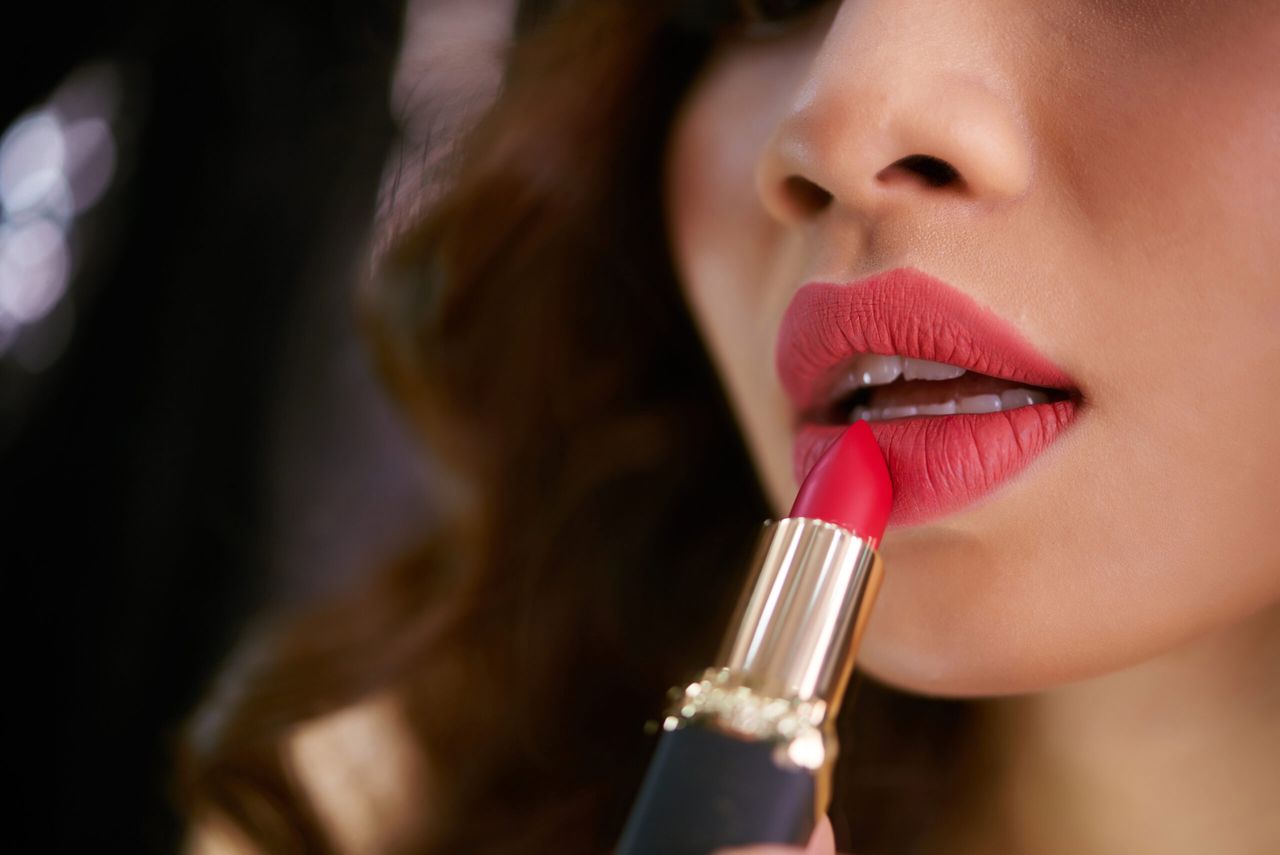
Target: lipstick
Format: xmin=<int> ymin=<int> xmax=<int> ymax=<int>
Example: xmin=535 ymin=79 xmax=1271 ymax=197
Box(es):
xmin=616 ymin=421 xmax=891 ymax=854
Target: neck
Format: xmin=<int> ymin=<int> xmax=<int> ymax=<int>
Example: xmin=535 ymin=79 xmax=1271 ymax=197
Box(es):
xmin=949 ymin=605 xmax=1280 ymax=855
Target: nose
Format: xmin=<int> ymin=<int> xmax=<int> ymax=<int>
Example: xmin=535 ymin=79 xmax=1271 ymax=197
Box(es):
xmin=755 ymin=1 xmax=1033 ymax=225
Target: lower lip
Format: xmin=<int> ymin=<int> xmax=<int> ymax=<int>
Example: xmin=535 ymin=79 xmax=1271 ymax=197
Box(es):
xmin=793 ymin=401 xmax=1077 ymax=527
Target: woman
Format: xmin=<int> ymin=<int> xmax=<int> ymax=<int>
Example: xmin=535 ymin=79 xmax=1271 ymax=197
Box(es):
xmin=185 ymin=1 xmax=1280 ymax=853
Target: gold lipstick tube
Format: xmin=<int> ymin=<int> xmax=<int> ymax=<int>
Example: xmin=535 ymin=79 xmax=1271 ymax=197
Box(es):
xmin=617 ymin=517 xmax=883 ymax=854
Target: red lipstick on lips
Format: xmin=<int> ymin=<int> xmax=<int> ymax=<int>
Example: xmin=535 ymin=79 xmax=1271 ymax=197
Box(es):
xmin=778 ymin=267 xmax=1078 ymax=526
xmin=617 ymin=424 xmax=891 ymax=853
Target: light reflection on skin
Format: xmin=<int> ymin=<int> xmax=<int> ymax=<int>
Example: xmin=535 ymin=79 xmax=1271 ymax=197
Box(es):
xmin=667 ymin=2 xmax=1279 ymax=852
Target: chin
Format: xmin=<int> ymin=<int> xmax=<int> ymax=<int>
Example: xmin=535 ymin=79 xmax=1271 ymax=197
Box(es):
xmin=853 ymin=634 xmax=1071 ymax=699
xmin=852 ymin=582 xmax=1275 ymax=701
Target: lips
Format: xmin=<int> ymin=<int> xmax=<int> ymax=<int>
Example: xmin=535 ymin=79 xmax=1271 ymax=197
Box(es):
xmin=777 ymin=267 xmax=1079 ymax=526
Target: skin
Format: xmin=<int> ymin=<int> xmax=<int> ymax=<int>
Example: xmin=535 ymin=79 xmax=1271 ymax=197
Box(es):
xmin=666 ymin=1 xmax=1280 ymax=852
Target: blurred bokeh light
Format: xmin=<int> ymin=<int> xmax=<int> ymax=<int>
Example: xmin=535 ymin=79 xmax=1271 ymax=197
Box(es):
xmin=6 ymin=3 xmax=412 ymax=851
xmin=0 ymin=65 xmax=118 ymax=376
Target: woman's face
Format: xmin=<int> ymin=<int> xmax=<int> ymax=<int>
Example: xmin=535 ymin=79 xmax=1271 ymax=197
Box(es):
xmin=666 ymin=0 xmax=1280 ymax=696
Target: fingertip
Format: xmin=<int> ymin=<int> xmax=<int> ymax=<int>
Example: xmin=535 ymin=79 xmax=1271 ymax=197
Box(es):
xmin=710 ymin=818 xmax=837 ymax=855
xmin=807 ymin=815 xmax=836 ymax=854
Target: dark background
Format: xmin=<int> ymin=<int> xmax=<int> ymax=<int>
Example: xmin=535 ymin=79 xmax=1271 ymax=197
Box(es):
xmin=6 ymin=1 xmax=413 ymax=849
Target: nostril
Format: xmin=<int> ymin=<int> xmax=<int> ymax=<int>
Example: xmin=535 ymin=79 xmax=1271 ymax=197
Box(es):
xmin=880 ymin=154 xmax=961 ymax=189
xmin=782 ymin=175 xmax=834 ymax=215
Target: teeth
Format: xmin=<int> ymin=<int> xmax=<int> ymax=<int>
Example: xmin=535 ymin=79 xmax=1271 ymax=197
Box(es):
xmin=901 ymin=358 xmax=966 ymax=382
xmin=999 ymin=388 xmax=1049 ymax=409
xmin=835 ymin=355 xmax=969 ymax=399
xmin=826 ymin=355 xmax=902 ymax=403
xmin=957 ymin=394 xmax=1004 ymax=415
xmin=831 ymin=352 xmax=1055 ymax=424
xmin=850 ymin=387 xmax=1049 ymax=423
xmin=915 ymin=401 xmax=958 ymax=416
xmin=851 ymin=354 xmax=904 ymax=387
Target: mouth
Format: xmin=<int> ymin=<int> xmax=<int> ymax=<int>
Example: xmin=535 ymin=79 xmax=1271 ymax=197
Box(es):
xmin=777 ymin=268 xmax=1081 ymax=527
xmin=812 ymin=353 xmax=1072 ymax=426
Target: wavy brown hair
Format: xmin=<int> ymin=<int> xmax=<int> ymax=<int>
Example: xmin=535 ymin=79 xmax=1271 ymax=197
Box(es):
xmin=181 ymin=2 xmax=971 ymax=853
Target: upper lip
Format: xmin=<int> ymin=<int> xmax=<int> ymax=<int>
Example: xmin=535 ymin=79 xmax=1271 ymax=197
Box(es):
xmin=776 ymin=267 xmax=1076 ymax=418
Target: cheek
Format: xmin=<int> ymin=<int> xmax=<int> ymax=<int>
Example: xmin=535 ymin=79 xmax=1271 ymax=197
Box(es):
xmin=1044 ymin=0 xmax=1280 ymax=611
xmin=666 ymin=44 xmax=802 ymax=326
xmin=860 ymin=14 xmax=1280 ymax=696
xmin=666 ymin=48 xmax=813 ymax=509
xmin=667 ymin=100 xmax=773 ymax=344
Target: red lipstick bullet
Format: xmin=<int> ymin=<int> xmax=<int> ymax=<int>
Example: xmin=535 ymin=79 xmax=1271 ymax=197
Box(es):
xmin=790 ymin=419 xmax=892 ymax=546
